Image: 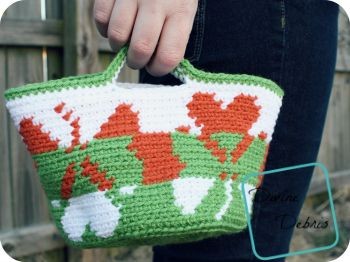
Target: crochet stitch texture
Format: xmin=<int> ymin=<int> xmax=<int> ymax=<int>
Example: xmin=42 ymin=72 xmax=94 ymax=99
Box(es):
xmin=5 ymin=47 xmax=284 ymax=248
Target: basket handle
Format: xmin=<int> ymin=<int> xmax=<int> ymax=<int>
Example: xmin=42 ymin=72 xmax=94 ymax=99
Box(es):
xmin=109 ymin=46 xmax=195 ymax=84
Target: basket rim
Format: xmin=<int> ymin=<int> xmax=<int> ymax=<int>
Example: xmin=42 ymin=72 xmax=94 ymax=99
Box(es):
xmin=4 ymin=47 xmax=284 ymax=101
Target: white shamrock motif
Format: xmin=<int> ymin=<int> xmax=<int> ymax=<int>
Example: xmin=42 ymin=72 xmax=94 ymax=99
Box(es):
xmin=172 ymin=177 xmax=215 ymax=215
xmin=59 ymin=191 xmax=121 ymax=242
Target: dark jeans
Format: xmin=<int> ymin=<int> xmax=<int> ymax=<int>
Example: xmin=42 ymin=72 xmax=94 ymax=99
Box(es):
xmin=140 ymin=0 xmax=339 ymax=261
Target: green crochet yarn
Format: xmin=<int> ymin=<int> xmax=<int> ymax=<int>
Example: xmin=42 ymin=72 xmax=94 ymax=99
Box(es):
xmin=33 ymin=132 xmax=265 ymax=247
xmin=4 ymin=46 xmax=284 ymax=248
xmin=4 ymin=47 xmax=283 ymax=100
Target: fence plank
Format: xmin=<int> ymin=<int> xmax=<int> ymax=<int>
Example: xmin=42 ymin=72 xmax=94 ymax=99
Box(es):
xmin=0 ymin=49 xmax=14 ymax=231
xmin=6 ymin=48 xmax=50 ymax=227
xmin=118 ymin=66 xmax=139 ymax=83
xmin=46 ymin=0 xmax=63 ymax=19
xmin=0 ymin=20 xmax=112 ymax=52
xmin=21 ymin=249 xmax=66 ymax=262
xmin=0 ymin=2 xmax=347 ymax=262
xmin=98 ymin=52 xmax=113 ymax=70
xmin=2 ymin=0 xmax=41 ymax=20
xmin=98 ymin=36 xmax=112 ymax=52
xmin=99 ymin=52 xmax=139 ymax=83
xmin=336 ymin=9 xmax=350 ymax=72
xmin=309 ymin=169 xmax=350 ymax=196
xmin=317 ymin=73 xmax=350 ymax=172
xmin=63 ymin=0 xmax=100 ymax=76
xmin=0 ymin=163 xmax=347 ymax=259
xmin=62 ymin=0 xmax=77 ymax=75
xmin=47 ymin=48 xmax=63 ymax=80
xmin=0 ymin=223 xmax=65 ymax=259
xmin=0 ymin=20 xmax=63 ymax=47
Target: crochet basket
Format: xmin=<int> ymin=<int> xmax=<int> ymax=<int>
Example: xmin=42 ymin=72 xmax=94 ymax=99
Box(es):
xmin=4 ymin=47 xmax=284 ymax=248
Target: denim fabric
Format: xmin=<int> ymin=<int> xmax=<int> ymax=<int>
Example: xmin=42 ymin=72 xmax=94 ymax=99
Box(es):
xmin=140 ymin=0 xmax=339 ymax=261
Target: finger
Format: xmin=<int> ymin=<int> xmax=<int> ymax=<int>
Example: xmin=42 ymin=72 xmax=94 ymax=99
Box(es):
xmin=94 ymin=0 xmax=116 ymax=37
xmin=107 ymin=0 xmax=138 ymax=51
xmin=127 ymin=4 xmax=165 ymax=69
xmin=146 ymin=11 xmax=196 ymax=76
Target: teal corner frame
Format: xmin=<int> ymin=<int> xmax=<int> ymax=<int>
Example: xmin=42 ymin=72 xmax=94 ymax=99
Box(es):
xmin=241 ymin=162 xmax=340 ymax=260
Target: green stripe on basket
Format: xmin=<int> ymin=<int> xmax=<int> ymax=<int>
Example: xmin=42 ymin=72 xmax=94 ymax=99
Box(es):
xmin=173 ymin=60 xmax=284 ymax=97
xmin=4 ymin=47 xmax=128 ymax=100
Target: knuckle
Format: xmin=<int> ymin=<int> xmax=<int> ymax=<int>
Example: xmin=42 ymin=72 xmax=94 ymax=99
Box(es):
xmin=94 ymin=11 xmax=109 ymax=25
xmin=94 ymin=6 xmax=109 ymax=25
xmin=131 ymin=40 xmax=154 ymax=58
xmin=108 ymin=27 xmax=129 ymax=44
xmin=174 ymin=1 xmax=196 ymax=15
xmin=158 ymin=50 xmax=182 ymax=68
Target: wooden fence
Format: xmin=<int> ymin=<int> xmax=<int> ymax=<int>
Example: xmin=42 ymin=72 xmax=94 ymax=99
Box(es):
xmin=0 ymin=1 xmax=349 ymax=261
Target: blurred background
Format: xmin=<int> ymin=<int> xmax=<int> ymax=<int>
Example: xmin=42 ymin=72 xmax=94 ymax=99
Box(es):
xmin=0 ymin=1 xmax=349 ymax=261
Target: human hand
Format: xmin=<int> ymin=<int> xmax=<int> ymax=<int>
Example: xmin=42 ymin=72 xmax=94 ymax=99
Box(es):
xmin=94 ymin=0 xmax=198 ymax=76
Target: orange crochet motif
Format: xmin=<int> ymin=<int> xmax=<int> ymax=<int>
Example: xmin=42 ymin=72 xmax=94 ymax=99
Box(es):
xmin=187 ymin=93 xmax=261 ymax=163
